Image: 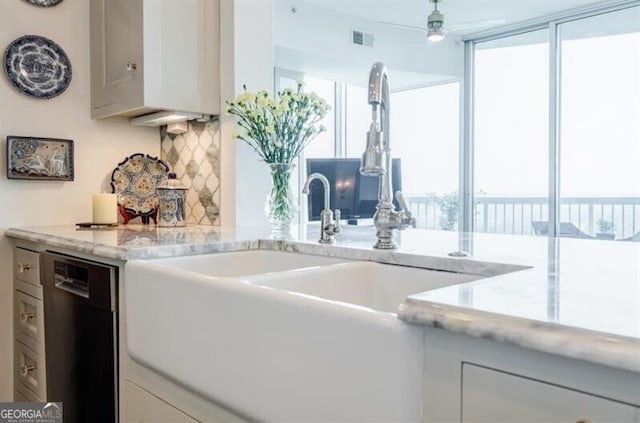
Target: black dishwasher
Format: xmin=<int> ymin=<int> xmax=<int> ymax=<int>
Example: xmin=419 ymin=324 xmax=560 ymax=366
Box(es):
xmin=41 ymin=251 xmax=118 ymax=423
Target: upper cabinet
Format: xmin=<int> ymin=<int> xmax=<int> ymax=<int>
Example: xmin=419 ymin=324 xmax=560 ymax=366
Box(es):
xmin=90 ymin=0 xmax=220 ymax=119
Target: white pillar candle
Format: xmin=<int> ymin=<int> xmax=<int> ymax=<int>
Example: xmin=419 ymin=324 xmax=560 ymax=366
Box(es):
xmin=92 ymin=194 xmax=118 ymax=224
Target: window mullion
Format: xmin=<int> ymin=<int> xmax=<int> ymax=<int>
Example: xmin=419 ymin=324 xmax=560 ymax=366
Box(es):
xmin=461 ymin=40 xmax=475 ymax=234
xmin=335 ymin=82 xmax=345 ymax=157
xmin=548 ymin=22 xmax=561 ymax=238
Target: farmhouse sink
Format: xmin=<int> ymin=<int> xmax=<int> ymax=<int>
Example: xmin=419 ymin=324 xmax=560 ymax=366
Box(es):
xmin=125 ymin=249 xmax=481 ymax=422
xmin=247 ymin=261 xmax=478 ymax=313
xmin=142 ymin=249 xmax=351 ymax=277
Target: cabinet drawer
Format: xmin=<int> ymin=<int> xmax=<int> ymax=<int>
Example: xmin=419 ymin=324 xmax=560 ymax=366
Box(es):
xmin=14 ymin=247 xmax=40 ymax=288
xmin=462 ymin=363 xmax=639 ymax=422
xmin=15 ymin=341 xmax=46 ymax=401
xmin=13 ymin=390 xmax=28 ymax=403
xmin=14 ymin=290 xmax=45 ymax=349
xmin=15 ymin=380 xmax=42 ymax=403
xmin=123 ymin=380 xmax=200 ymax=423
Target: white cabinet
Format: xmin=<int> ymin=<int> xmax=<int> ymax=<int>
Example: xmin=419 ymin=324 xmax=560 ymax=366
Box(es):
xmin=14 ymin=290 xmax=44 ymax=353
xmin=462 ymin=364 xmax=640 ymax=423
xmin=14 ymin=341 xmax=46 ymax=401
xmin=90 ymin=0 xmax=219 ymax=119
xmin=123 ymin=380 xmax=200 ymax=423
xmin=422 ymin=328 xmax=640 ymax=423
xmin=13 ymin=247 xmax=46 ymax=402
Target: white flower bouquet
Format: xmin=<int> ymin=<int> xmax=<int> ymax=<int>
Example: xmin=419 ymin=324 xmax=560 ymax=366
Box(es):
xmin=226 ymin=82 xmax=329 ymax=165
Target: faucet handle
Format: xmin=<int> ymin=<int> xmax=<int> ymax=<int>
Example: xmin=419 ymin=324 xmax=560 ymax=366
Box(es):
xmin=325 ymin=209 xmax=341 ymax=237
xmin=395 ymin=191 xmax=411 ymax=214
xmin=333 ymin=209 xmax=341 ymax=233
xmin=395 ymin=191 xmax=417 ymax=228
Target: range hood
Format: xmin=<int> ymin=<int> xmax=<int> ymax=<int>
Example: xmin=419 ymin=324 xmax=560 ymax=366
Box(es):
xmin=130 ymin=111 xmax=212 ymax=127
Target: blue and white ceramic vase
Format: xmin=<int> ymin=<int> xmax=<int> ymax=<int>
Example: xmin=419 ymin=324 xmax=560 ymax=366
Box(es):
xmin=157 ymin=173 xmax=188 ymax=227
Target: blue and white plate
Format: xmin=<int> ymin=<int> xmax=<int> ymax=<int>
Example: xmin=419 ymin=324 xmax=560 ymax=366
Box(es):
xmin=3 ymin=35 xmax=72 ymax=99
xmin=111 ymin=154 xmax=171 ymax=216
xmin=22 ymin=0 xmax=64 ymax=7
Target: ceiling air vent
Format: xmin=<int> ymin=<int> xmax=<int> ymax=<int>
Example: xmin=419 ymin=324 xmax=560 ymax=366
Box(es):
xmin=352 ymin=30 xmax=374 ymax=47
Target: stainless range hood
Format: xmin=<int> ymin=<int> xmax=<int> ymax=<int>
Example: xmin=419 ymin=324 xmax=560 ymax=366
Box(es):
xmin=130 ymin=111 xmax=212 ymax=127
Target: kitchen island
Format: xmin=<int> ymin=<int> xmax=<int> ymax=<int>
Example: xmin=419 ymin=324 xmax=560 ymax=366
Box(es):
xmin=6 ymin=224 xmax=640 ymax=422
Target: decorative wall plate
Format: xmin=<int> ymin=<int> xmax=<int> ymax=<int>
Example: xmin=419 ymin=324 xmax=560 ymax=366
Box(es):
xmin=6 ymin=135 xmax=74 ymax=181
xmin=3 ymin=35 xmax=72 ymax=99
xmin=22 ymin=0 xmax=64 ymax=7
xmin=110 ymin=154 xmax=170 ymax=224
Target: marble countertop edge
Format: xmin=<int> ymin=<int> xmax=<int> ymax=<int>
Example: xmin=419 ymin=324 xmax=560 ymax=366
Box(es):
xmin=6 ymin=227 xmax=127 ymax=260
xmin=6 ymin=227 xmax=521 ymax=277
xmin=399 ymin=299 xmax=640 ymax=373
xmin=6 ymin=225 xmax=639 ymax=374
xmin=261 ymin=238 xmax=526 ymax=277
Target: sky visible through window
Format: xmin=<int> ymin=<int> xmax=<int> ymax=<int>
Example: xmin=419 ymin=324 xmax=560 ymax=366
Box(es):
xmin=475 ymin=32 xmax=640 ymax=198
xmin=299 ymin=31 xmax=639 ymax=201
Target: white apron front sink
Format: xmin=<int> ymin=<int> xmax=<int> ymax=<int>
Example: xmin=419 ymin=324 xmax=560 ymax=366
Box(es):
xmin=125 ymin=250 xmax=481 ymax=422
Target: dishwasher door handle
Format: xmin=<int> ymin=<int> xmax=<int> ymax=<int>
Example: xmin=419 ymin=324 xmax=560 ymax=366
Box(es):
xmin=55 ymin=277 xmax=89 ymax=299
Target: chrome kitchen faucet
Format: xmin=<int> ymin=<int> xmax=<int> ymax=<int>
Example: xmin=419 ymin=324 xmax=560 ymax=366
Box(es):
xmin=302 ymin=173 xmax=341 ymax=244
xmin=360 ymin=61 xmax=416 ymax=249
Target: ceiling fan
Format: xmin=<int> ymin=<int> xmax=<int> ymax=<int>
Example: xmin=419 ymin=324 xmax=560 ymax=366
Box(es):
xmin=377 ymin=0 xmax=506 ymax=42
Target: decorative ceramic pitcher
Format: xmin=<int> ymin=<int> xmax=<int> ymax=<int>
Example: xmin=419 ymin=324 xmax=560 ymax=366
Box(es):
xmin=157 ymin=173 xmax=187 ymax=227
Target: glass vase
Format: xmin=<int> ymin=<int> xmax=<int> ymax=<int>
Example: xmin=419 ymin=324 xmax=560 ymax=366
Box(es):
xmin=265 ymin=163 xmax=297 ymax=233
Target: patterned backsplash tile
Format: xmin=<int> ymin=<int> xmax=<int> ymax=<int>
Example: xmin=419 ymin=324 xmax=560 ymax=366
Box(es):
xmin=160 ymin=119 xmax=220 ymax=225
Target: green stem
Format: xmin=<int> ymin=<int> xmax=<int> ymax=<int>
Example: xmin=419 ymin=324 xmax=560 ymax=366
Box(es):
xmin=268 ymin=165 xmax=294 ymax=226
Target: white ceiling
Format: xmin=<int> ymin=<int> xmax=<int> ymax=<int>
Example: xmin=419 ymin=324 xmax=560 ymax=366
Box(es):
xmin=293 ymin=0 xmax=608 ymax=35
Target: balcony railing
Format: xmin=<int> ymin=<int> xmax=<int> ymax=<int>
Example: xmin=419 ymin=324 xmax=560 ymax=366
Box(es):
xmin=405 ymin=195 xmax=640 ymax=241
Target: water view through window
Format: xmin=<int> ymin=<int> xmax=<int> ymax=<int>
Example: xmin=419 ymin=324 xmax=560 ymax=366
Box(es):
xmin=281 ymin=5 xmax=639 ymax=240
xmin=472 ymin=6 xmax=640 ymax=240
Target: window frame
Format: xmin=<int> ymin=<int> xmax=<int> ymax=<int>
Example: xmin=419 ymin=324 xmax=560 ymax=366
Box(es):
xmin=462 ymin=0 xmax=640 ymax=236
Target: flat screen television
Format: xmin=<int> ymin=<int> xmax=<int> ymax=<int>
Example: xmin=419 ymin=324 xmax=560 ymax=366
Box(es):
xmin=306 ymin=158 xmax=402 ymax=221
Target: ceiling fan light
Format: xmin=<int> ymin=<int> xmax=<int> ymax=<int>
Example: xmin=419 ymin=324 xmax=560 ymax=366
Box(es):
xmin=427 ymin=31 xmax=444 ymax=42
xmin=427 ymin=9 xmax=445 ymax=42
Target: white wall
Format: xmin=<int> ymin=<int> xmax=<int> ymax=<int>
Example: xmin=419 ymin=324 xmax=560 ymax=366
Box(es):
xmin=220 ymin=0 xmax=274 ymax=227
xmin=274 ymin=0 xmax=464 ymax=89
xmin=0 ymin=1 xmax=159 ymax=400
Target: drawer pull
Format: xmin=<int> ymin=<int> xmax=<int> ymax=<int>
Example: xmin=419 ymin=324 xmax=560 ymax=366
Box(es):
xmin=17 ymin=263 xmax=32 ymax=273
xmin=20 ymin=312 xmax=36 ymax=322
xmin=20 ymin=365 xmax=35 ymax=376
xmin=126 ymin=61 xmax=138 ymax=72
xmin=576 ymin=420 xmax=591 ymax=423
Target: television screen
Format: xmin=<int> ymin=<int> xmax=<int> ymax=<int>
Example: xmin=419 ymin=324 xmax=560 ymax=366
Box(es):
xmin=306 ymin=158 xmax=402 ymax=221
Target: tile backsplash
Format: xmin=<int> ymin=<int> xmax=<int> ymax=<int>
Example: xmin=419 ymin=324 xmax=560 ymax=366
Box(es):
xmin=160 ymin=120 xmax=220 ymax=225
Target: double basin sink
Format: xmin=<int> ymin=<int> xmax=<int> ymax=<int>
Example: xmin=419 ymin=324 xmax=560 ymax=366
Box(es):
xmin=125 ymin=250 xmax=481 ymax=422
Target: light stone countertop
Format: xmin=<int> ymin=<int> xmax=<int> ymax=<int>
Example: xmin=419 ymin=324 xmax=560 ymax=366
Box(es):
xmin=6 ymin=224 xmax=640 ymax=373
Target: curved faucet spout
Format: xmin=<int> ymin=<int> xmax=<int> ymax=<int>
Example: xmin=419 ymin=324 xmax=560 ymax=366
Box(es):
xmin=368 ymin=62 xmax=390 ymax=115
xmin=361 ymin=62 xmax=391 ymax=178
xmin=302 ymin=173 xmax=330 ymax=210
xmin=302 ymin=172 xmax=341 ymax=244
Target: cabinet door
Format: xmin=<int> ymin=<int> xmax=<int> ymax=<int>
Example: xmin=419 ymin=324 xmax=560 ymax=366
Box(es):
xmin=14 ymin=247 xmax=40 ymax=289
xmin=14 ymin=341 xmax=46 ymax=401
xmin=123 ymin=380 xmax=200 ymax=423
xmin=15 ymin=380 xmax=42 ymax=403
xmin=90 ymin=0 xmax=143 ymax=117
xmin=14 ymin=290 xmax=45 ymax=352
xmin=462 ymin=364 xmax=640 ymax=423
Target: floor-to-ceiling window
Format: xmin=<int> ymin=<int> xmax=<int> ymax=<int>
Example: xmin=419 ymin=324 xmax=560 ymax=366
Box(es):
xmin=468 ymin=3 xmax=640 ymax=241
xmin=473 ymin=30 xmax=549 ymax=235
xmin=277 ymin=67 xmax=461 ymax=229
xmin=344 ymin=82 xmax=461 ymax=229
xmin=558 ymin=6 xmax=640 ymax=240
xmin=391 ymin=84 xmax=460 ymax=230
xmin=300 ymin=75 xmax=336 ymax=158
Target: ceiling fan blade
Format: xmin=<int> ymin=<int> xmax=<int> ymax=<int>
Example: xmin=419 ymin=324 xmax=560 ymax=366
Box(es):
xmin=447 ymin=18 xmax=507 ymax=33
xmin=376 ymin=21 xmax=427 ymax=34
xmin=377 ymin=17 xmax=506 ymax=35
